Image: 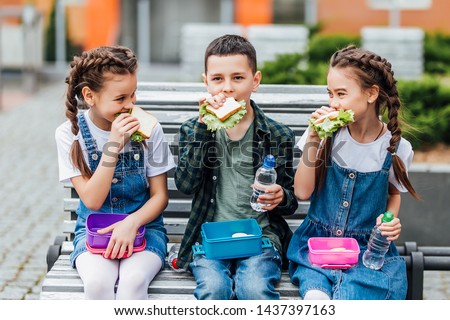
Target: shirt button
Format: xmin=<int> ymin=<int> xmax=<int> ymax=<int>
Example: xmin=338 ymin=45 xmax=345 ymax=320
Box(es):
xmin=91 ymin=154 xmax=98 ymax=160
xmin=112 ymin=178 xmax=118 ymax=184
xmin=212 ymin=133 xmax=215 ymax=138
xmin=212 ymin=176 xmax=217 ymax=180
xmin=343 ymin=200 xmax=349 ymax=207
xmin=349 ymin=172 xmax=355 ymax=179
xmin=336 ymin=229 xmax=343 ymax=236
xmin=134 ymin=154 xmax=140 ymax=161
xmin=112 ymin=197 xmax=118 ymax=202
xmin=210 ymin=199 xmax=214 ymax=203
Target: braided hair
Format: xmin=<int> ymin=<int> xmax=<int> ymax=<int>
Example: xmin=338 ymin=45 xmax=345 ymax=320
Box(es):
xmin=65 ymin=46 xmax=138 ymax=178
xmin=315 ymin=45 xmax=420 ymax=200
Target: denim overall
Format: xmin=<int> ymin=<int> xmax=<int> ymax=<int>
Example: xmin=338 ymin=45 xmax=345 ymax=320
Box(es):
xmin=287 ymin=140 xmax=407 ymax=300
xmin=70 ymin=113 xmax=168 ymax=268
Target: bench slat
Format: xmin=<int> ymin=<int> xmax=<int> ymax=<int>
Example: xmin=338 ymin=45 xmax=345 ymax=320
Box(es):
xmin=41 ymin=255 xmax=300 ymax=298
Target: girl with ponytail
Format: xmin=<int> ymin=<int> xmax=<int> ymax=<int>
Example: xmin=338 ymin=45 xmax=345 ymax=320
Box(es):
xmin=55 ymin=46 xmax=175 ymax=299
xmin=287 ymin=45 xmax=419 ymax=300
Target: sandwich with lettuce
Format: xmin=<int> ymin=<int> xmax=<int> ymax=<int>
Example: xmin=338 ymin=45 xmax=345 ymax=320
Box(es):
xmin=309 ymin=109 xmax=355 ymax=139
xmin=200 ymin=97 xmax=246 ymax=131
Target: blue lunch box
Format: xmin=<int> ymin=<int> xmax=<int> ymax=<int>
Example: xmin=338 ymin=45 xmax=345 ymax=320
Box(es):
xmin=192 ymin=218 xmax=272 ymax=259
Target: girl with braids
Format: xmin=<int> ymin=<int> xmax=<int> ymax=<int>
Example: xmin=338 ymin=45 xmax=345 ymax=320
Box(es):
xmin=55 ymin=46 xmax=175 ymax=299
xmin=287 ymin=45 xmax=420 ymax=300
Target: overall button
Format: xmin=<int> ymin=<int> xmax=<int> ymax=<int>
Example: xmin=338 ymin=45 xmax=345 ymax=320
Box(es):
xmin=112 ymin=178 xmax=118 ymax=184
xmin=343 ymin=200 xmax=349 ymax=207
xmin=212 ymin=133 xmax=215 ymax=138
xmin=349 ymin=172 xmax=356 ymax=179
xmin=91 ymin=154 xmax=98 ymax=161
xmin=336 ymin=229 xmax=343 ymax=236
xmin=134 ymin=154 xmax=140 ymax=161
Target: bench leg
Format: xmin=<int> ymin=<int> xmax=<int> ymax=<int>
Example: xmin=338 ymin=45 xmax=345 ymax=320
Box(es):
xmin=46 ymin=235 xmax=66 ymax=271
xmin=408 ymin=251 xmax=424 ymax=300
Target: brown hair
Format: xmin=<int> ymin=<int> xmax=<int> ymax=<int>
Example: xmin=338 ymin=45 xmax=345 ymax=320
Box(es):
xmin=204 ymin=34 xmax=257 ymax=74
xmin=316 ymin=45 xmax=420 ymax=200
xmin=65 ymin=46 xmax=138 ymax=178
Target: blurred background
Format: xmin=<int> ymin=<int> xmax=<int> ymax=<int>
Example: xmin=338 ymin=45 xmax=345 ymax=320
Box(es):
xmin=0 ymin=0 xmax=449 ymax=299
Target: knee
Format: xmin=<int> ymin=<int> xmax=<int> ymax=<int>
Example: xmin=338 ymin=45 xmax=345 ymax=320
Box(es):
xmin=236 ymin=279 xmax=280 ymax=300
xmin=83 ymin=277 xmax=115 ymax=299
xmin=194 ymin=276 xmax=233 ymax=300
xmin=119 ymin=271 xmax=150 ymax=291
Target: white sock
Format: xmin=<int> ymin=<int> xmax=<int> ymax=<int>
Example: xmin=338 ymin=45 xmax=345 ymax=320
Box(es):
xmin=304 ymin=289 xmax=331 ymax=300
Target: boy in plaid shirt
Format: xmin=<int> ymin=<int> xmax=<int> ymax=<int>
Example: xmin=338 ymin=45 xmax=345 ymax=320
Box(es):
xmin=174 ymin=34 xmax=298 ymax=300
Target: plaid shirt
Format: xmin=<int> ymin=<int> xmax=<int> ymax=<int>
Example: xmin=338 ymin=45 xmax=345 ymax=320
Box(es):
xmin=174 ymin=100 xmax=298 ymax=269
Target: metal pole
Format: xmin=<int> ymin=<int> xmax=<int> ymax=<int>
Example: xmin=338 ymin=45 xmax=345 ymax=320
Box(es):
xmin=137 ymin=0 xmax=151 ymax=63
xmin=389 ymin=0 xmax=401 ymax=27
xmin=56 ymin=0 xmax=66 ymax=65
xmin=305 ymin=0 xmax=317 ymax=25
xmin=220 ymin=0 xmax=234 ymax=23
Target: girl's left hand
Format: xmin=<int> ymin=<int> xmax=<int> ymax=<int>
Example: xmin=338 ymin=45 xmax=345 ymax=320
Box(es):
xmin=97 ymin=218 xmax=138 ymax=259
xmin=376 ymin=214 xmax=402 ymax=241
xmin=254 ymin=184 xmax=285 ymax=211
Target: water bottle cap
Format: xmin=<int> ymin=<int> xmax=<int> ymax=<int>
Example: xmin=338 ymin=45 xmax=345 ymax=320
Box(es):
xmin=262 ymin=155 xmax=275 ymax=169
xmin=382 ymin=211 xmax=394 ymax=223
xmin=171 ymin=257 xmax=179 ymax=269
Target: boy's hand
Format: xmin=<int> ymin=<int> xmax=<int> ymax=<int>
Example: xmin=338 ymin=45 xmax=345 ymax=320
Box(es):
xmin=198 ymin=93 xmax=227 ymax=123
xmin=253 ymin=184 xmax=285 ymax=211
xmin=376 ymin=214 xmax=402 ymax=241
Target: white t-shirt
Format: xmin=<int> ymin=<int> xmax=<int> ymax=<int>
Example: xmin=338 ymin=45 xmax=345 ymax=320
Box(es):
xmin=296 ymin=127 xmax=414 ymax=192
xmin=55 ymin=110 xmax=176 ymax=183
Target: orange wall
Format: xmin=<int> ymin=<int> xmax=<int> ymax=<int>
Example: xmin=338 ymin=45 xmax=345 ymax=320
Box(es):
xmin=318 ymin=0 xmax=450 ymax=35
xmin=235 ymin=0 xmax=273 ymax=25
xmin=84 ymin=0 xmax=120 ymax=50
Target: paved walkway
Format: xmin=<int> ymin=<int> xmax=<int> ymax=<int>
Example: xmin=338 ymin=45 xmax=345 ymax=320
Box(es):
xmin=0 ymin=71 xmax=449 ymax=300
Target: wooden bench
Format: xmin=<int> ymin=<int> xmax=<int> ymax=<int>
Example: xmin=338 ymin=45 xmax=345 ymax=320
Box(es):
xmin=41 ymin=82 xmax=450 ymax=300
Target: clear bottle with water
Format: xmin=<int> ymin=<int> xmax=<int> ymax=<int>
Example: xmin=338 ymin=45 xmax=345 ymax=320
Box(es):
xmin=250 ymin=155 xmax=277 ymax=212
xmin=167 ymin=243 xmax=184 ymax=272
xmin=362 ymin=211 xmax=395 ymax=270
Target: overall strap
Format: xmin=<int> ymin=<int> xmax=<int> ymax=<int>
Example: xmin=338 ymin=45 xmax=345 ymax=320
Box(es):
xmin=78 ymin=112 xmax=98 ymax=152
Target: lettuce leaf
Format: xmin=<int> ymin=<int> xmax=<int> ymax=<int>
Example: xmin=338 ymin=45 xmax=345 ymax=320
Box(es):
xmin=199 ymin=100 xmax=247 ymax=131
xmin=309 ymin=109 xmax=355 ymax=139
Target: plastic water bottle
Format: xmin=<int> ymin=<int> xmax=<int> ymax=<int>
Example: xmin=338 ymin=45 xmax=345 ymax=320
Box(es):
xmin=250 ymin=155 xmax=277 ymax=212
xmin=362 ymin=211 xmax=395 ymax=270
xmin=167 ymin=243 xmax=183 ymax=272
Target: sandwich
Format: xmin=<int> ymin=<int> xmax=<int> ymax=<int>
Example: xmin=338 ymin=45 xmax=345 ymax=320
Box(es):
xmin=200 ymin=97 xmax=246 ymax=131
xmin=115 ymin=106 xmax=158 ymax=142
xmin=309 ymin=109 xmax=354 ymax=139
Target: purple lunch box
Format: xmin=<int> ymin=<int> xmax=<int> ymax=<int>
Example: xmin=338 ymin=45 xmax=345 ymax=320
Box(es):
xmin=86 ymin=213 xmax=145 ymax=249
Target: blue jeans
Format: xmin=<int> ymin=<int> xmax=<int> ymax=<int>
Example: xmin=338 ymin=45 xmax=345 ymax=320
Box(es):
xmin=190 ymin=246 xmax=282 ymax=300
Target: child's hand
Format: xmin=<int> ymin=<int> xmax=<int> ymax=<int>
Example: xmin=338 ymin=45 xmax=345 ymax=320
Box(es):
xmin=253 ymin=184 xmax=285 ymax=211
xmin=376 ymin=214 xmax=402 ymax=241
xmin=97 ymin=218 xmax=138 ymax=259
xmin=109 ymin=113 xmax=140 ymax=150
xmin=308 ymin=106 xmax=337 ymax=140
xmin=204 ymin=93 xmax=227 ymax=109
xmin=198 ymin=93 xmax=227 ymax=123
xmin=310 ymin=106 xmax=337 ymax=121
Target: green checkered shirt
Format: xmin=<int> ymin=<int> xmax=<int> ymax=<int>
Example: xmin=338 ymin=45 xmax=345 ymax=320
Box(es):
xmin=174 ymin=100 xmax=298 ymax=270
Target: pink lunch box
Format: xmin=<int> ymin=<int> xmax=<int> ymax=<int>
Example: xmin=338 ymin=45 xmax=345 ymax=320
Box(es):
xmin=308 ymin=237 xmax=360 ymax=269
